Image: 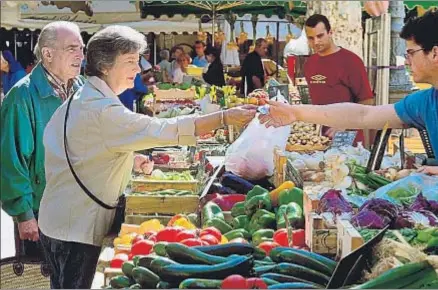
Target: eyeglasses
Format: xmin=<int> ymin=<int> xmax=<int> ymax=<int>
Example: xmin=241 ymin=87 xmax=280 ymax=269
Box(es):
xmin=404 ymin=48 xmax=424 ymax=60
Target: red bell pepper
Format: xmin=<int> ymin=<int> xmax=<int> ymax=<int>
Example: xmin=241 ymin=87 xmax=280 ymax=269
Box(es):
xmin=131 ymin=240 xmax=154 ymax=256
xmin=210 ymin=194 xmax=246 ymax=211
xmin=273 ymin=229 xmax=289 ymax=247
xmin=292 ymin=229 xmax=305 ymax=247
xmin=246 ymin=278 xmax=268 ymax=289
xmin=110 ymin=253 xmax=129 ymax=268
xmin=156 ymin=227 xmax=184 ymax=242
xmin=258 ymin=241 xmax=280 ymax=255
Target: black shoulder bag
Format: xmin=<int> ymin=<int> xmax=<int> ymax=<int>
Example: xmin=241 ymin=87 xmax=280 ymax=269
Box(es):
xmin=63 ymin=96 xmax=125 ymax=235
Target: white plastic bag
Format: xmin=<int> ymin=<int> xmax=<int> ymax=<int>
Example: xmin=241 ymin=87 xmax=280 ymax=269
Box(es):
xmin=225 ymin=115 xmax=290 ymax=180
xmin=283 ymin=28 xmax=310 ymax=56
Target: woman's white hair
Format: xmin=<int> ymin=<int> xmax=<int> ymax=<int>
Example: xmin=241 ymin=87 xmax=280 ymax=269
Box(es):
xmin=34 ymin=21 xmax=81 ymax=62
xmin=85 ymin=25 xmax=147 ymax=78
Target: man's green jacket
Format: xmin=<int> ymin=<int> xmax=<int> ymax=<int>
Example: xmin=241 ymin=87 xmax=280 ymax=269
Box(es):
xmin=0 ymin=63 xmax=84 ymax=222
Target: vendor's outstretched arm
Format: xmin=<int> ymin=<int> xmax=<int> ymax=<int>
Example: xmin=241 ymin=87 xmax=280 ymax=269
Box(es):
xmin=260 ymin=101 xmax=406 ymax=130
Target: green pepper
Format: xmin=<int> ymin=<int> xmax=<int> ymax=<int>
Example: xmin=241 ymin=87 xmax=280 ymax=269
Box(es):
xmin=252 ymin=229 xmax=275 ymax=246
xmin=231 ymin=201 xmax=246 ymax=217
xmin=276 ymin=202 xmax=304 ymax=229
xmin=278 ymin=188 xmax=304 ymax=208
xmin=202 ymin=201 xmax=224 ymax=226
xmin=249 ymin=209 xmax=276 ymax=234
xmin=245 ymin=192 xmax=272 ymax=216
xmin=245 ymin=185 xmax=269 ymax=201
xmin=204 ymin=217 xmax=233 ymax=234
xmin=224 ymin=229 xmax=251 ymax=241
xmin=232 ymin=215 xmax=249 ymax=230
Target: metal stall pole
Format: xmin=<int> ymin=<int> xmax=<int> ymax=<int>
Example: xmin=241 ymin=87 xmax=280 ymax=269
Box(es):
xmin=276 ymin=21 xmax=280 ymax=78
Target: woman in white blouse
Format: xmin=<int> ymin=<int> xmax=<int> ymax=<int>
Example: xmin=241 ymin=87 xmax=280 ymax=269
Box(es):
xmin=172 ymin=52 xmax=191 ymax=84
xmin=38 ymin=25 xmax=256 ymax=289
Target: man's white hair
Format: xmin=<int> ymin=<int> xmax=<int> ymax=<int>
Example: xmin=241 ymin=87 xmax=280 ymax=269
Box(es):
xmin=34 ymin=21 xmax=81 ymax=62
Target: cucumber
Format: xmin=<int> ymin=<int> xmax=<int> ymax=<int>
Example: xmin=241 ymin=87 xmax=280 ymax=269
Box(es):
xmin=154 ymin=242 xmax=169 ymax=256
xmin=278 ymin=250 xmax=334 ymax=276
xmin=159 ymin=255 xmax=254 ymax=283
xmin=268 ymin=282 xmax=322 ymax=289
xmin=150 ymin=256 xmax=179 ymax=275
xmin=121 ymin=261 xmax=136 ymax=278
xmin=254 ymin=260 xmax=276 ymax=267
xmin=109 ymin=275 xmax=131 ymax=289
xmin=165 ymin=243 xmax=227 ymax=265
xmin=351 ymin=261 xmax=433 ymax=289
xmin=273 ymin=263 xmax=330 ymax=286
xmin=132 ymin=266 xmax=160 ymax=288
xmin=254 ymin=265 xmax=277 ymax=276
xmin=193 ymin=243 xmax=255 ymax=257
xmin=179 ymin=278 xmax=223 ymax=289
xmin=261 ymin=273 xmax=322 ymax=287
xmin=269 ymin=247 xmax=336 ymax=271
xmin=224 ymin=229 xmax=251 ymax=241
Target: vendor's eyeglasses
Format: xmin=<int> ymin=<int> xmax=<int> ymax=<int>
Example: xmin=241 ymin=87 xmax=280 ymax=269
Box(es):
xmin=404 ymin=48 xmax=425 ymax=60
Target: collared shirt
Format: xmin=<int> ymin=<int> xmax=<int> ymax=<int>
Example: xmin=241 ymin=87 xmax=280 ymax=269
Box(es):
xmin=38 ymin=76 xmax=197 ymax=246
xmin=42 ymin=65 xmax=75 ymax=102
xmin=193 ymin=55 xmax=208 ymax=68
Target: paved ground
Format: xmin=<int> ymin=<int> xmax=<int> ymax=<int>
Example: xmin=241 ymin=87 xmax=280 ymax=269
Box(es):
xmin=1 ymin=209 xmax=15 ymax=259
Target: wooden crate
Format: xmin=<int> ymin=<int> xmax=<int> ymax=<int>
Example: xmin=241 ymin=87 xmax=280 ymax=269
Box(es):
xmin=124 ymin=214 xmax=173 ymax=226
xmin=273 ymin=148 xmax=288 ymax=188
xmin=303 ymin=189 xmax=320 ymax=217
xmin=154 ymin=88 xmax=195 ymax=100
xmin=103 ymin=268 xmax=123 ymax=286
xmin=305 ymin=212 xmax=338 ymax=255
xmin=126 ymin=195 xmax=200 ymax=216
xmin=131 ymin=178 xmax=198 ymax=193
xmin=337 ymin=220 xmax=364 ymax=259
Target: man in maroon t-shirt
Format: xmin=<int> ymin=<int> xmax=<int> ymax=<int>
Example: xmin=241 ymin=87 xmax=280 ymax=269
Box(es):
xmin=304 ymin=14 xmax=374 ymax=145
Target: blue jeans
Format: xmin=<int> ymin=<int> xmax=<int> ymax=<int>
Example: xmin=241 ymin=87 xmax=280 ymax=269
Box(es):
xmin=40 ymin=232 xmax=101 ymax=289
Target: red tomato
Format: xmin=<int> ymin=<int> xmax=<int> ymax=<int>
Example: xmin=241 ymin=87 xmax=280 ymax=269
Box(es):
xmin=258 ymin=241 xmax=280 ymax=255
xmin=180 ymin=238 xmax=203 ymax=247
xmin=200 ymin=234 xmax=219 ymax=245
xmin=131 ymin=234 xmax=145 ymax=245
xmin=156 ymin=227 xmax=184 ymax=242
xmin=131 ymin=240 xmax=154 ymax=256
xmin=246 ymin=278 xmax=268 ymax=289
xmin=200 ymin=227 xmax=222 ymax=241
xmin=221 ymin=275 xmax=248 ymax=289
xmin=110 ymin=253 xmax=129 ymax=268
xmin=273 ymin=229 xmax=289 ymax=247
xmin=176 ymin=230 xmax=197 ymax=242
xmin=229 ymin=238 xmax=249 ymax=244
xmin=292 ymin=229 xmax=305 ymax=247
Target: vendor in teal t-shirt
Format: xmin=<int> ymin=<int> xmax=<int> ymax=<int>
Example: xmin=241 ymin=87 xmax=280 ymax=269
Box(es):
xmin=259 ymin=10 xmax=438 ymax=176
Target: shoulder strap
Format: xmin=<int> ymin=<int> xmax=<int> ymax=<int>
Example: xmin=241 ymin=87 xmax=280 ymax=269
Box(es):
xmin=63 ymin=96 xmax=116 ymax=210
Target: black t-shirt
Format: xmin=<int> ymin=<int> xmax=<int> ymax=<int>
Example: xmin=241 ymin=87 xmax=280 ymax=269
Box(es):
xmin=240 ymin=51 xmax=264 ymax=95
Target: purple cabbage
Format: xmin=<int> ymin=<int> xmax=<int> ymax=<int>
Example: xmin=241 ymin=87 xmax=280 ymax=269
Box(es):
xmin=317 ymin=189 xmax=353 ymax=215
xmin=395 ymin=210 xmax=438 ymax=229
xmin=430 ymin=200 xmax=438 ymax=215
xmin=410 ymin=193 xmax=438 ymax=215
xmin=358 ymin=198 xmax=399 ymax=224
xmin=351 ymin=210 xmax=387 ymax=229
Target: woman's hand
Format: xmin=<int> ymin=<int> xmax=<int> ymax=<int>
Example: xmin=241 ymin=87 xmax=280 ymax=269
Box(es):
xmin=134 ymin=154 xmax=154 ymax=175
xmin=417 ymin=166 xmax=438 ymax=176
xmin=259 ymin=100 xmax=296 ymax=128
xmin=224 ymin=105 xmax=257 ymax=127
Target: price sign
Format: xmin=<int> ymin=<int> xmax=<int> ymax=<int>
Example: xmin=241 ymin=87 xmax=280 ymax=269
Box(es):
xmin=331 ymin=131 xmax=357 ymax=148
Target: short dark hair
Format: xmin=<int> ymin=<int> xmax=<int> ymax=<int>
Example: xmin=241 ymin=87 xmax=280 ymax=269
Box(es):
xmin=305 ymin=14 xmax=331 ymax=32
xmin=255 ymin=38 xmax=267 ymax=47
xmin=174 ymin=46 xmax=183 ymax=52
xmin=194 ymin=40 xmax=205 ymax=47
xmin=400 ymin=9 xmax=438 ymax=53
xmin=205 ymin=46 xmax=220 ymax=59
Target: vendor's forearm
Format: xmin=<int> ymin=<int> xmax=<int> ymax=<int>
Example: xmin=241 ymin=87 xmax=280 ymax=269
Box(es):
xmin=291 ymin=103 xmax=405 ymax=130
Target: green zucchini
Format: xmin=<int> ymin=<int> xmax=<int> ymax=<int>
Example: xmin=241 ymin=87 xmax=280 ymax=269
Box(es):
xmin=254 ymin=246 xmax=267 ymax=260
xmin=149 ymin=256 xmax=179 ymax=275
xmin=273 ymin=263 xmax=330 ymax=286
xmin=254 ymin=265 xmax=277 ymax=276
xmin=193 ymin=243 xmax=255 ymax=257
xmin=132 ymin=266 xmax=160 ymax=288
xmin=137 ymin=255 xmax=159 ymax=269
xmin=268 ymin=282 xmax=322 ymax=289
xmin=351 ymin=261 xmax=433 ymax=289
xmin=278 ymin=250 xmax=334 ymax=276
xmin=179 ymin=278 xmax=223 ymax=289
xmin=159 ymin=255 xmax=254 ymax=283
xmin=402 ymin=267 xmax=438 ymax=289
xmin=254 ymin=260 xmax=276 ymax=267
xmin=269 ymin=247 xmax=336 ymax=271
xmin=109 ymin=275 xmax=131 ymax=289
xmin=129 ymin=283 xmax=141 ymax=289
xmin=121 ymin=261 xmax=136 ymax=278
xmin=165 ymin=242 xmax=227 ymax=265
xmin=262 ymin=278 xmax=280 ymax=286
xmin=261 ymin=273 xmax=323 ymax=287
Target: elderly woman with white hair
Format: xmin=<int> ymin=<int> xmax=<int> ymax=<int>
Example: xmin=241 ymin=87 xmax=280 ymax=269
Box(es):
xmin=38 ymin=25 xmax=256 ymax=289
